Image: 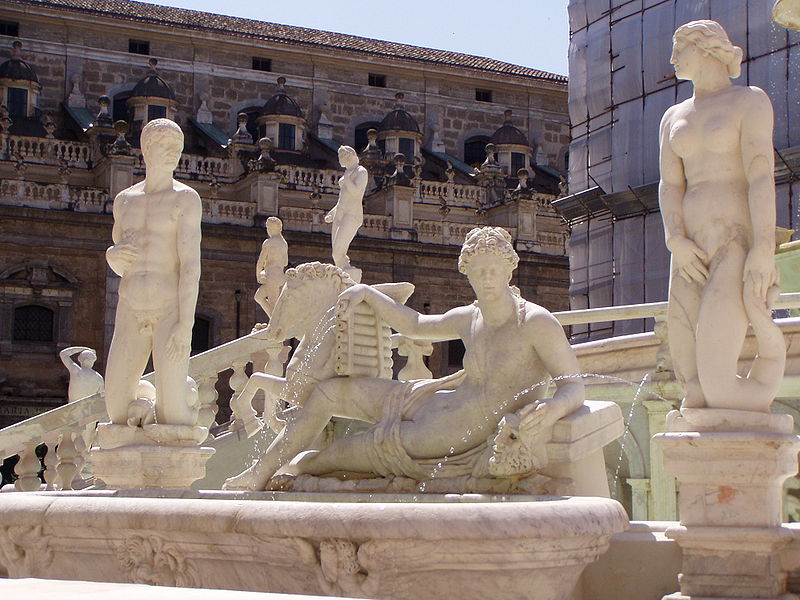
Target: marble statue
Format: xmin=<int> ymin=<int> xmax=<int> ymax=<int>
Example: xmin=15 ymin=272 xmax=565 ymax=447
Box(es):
xmin=59 ymin=346 xmax=104 ymax=403
xmin=254 ymin=216 xmax=288 ymax=318
xmin=104 ymin=118 xmax=202 ymax=427
xmin=659 ymin=20 xmax=785 ymax=412
xmin=324 ymin=145 xmax=368 ymax=280
xmin=225 ymin=226 xmax=585 ymax=491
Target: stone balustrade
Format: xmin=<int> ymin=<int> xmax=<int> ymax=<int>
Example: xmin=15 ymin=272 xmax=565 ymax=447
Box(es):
xmin=5 ymin=136 xmax=92 ymax=169
xmin=279 ymin=166 xmax=340 ymax=191
xmin=419 ymin=180 xmax=486 ymax=208
xmin=0 ymin=180 xmax=108 ymax=213
xmin=0 ymin=327 xmax=280 ymax=491
xmin=203 ymin=198 xmax=256 ymax=226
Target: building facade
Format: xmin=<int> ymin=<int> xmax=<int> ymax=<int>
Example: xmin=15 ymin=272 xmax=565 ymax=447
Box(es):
xmin=0 ymin=0 xmax=571 ymax=426
xmin=561 ymin=0 xmax=800 ymax=340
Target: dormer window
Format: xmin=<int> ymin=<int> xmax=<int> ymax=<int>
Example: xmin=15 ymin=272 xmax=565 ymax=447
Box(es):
xmin=398 ymin=137 xmax=415 ymax=162
xmin=129 ymin=39 xmax=150 ymax=55
xmin=7 ymin=87 xmax=27 ymax=117
xmin=147 ymin=104 xmax=167 ymax=121
xmin=511 ymin=152 xmax=526 ymax=174
xmin=278 ymin=122 xmax=296 ymax=150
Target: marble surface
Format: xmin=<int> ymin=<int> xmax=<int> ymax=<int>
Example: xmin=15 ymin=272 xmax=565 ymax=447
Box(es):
xmin=659 ymin=20 xmax=785 ymax=412
xmin=0 ymin=492 xmax=628 ymax=600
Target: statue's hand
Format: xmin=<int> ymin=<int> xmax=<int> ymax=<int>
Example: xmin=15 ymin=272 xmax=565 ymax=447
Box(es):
xmin=324 ymin=208 xmax=335 ymax=224
xmin=106 ymin=243 xmax=139 ymax=276
xmin=743 ymin=246 xmax=777 ymax=301
xmin=166 ymin=322 xmax=192 ymax=362
xmin=337 ymin=283 xmax=369 ymax=315
xmin=669 ymin=236 xmax=708 ymax=284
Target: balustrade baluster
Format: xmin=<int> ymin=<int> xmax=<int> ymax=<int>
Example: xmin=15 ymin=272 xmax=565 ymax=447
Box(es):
xmin=196 ymin=374 xmax=220 ymax=431
xmin=42 ymin=433 xmax=59 ymax=490
xmin=55 ymin=430 xmax=79 ymax=491
xmin=14 ymin=443 xmax=42 ymax=491
xmin=229 ymin=359 xmax=260 ymax=436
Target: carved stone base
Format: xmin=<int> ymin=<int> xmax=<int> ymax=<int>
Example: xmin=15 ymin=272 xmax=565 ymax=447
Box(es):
xmin=90 ymin=423 xmax=214 ymax=490
xmin=654 ymin=408 xmax=800 ymax=599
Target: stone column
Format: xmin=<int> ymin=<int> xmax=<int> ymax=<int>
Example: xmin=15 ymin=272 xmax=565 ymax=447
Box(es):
xmin=654 ymin=409 xmax=800 ymax=600
xmin=627 ymin=477 xmax=651 ymax=521
xmin=644 ymin=397 xmax=678 ymax=520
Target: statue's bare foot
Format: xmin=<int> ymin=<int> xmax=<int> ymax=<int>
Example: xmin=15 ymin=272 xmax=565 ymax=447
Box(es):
xmin=222 ymin=461 xmax=270 ymax=491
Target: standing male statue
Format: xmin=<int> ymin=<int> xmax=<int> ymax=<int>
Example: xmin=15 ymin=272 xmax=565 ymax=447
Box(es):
xmin=254 ymin=216 xmax=288 ymax=318
xmin=324 ymin=145 xmax=368 ymax=278
xmin=104 ymin=118 xmax=202 ymax=427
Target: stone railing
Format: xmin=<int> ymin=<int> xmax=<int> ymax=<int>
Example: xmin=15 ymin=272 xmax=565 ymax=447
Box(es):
xmin=5 ymin=136 xmax=92 ymax=169
xmin=0 ymin=180 xmax=109 ymax=213
xmin=202 ymin=198 xmax=256 ymax=226
xmin=279 ymin=166 xmax=340 ymax=191
xmin=418 ymin=180 xmax=487 ymax=209
xmin=132 ymin=151 xmax=234 ymax=182
xmin=0 ymin=328 xmax=279 ymax=491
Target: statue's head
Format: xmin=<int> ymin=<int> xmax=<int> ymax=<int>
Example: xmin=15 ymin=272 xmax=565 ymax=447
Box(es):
xmin=78 ymin=349 xmax=97 ymax=367
xmin=337 ymin=145 xmax=359 ymax=168
xmin=140 ymin=118 xmax=184 ymax=171
xmin=672 ymin=20 xmax=743 ymax=80
xmin=266 ymin=216 xmax=283 ymax=236
xmin=458 ymin=227 xmax=519 ymax=275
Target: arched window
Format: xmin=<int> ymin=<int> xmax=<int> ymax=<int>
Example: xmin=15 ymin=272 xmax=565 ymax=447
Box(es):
xmin=191 ymin=314 xmax=213 ymax=356
xmin=12 ymin=305 xmax=54 ymax=342
xmin=464 ymin=136 xmax=489 ymax=167
xmin=354 ymin=121 xmax=380 ymax=153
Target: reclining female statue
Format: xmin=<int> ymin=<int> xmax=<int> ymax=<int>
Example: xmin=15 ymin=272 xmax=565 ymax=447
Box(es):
xmin=224 ymin=226 xmax=584 ymax=491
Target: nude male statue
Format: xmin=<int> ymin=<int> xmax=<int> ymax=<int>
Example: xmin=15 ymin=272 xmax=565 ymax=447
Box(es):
xmin=59 ymin=346 xmax=104 ymax=403
xmin=324 ymin=146 xmax=368 ymax=272
xmin=254 ymin=216 xmax=288 ymax=318
xmin=104 ymin=118 xmax=202 ymax=427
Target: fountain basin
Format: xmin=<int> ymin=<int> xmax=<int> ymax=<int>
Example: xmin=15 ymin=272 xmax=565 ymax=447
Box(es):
xmin=0 ymin=491 xmax=628 ymax=600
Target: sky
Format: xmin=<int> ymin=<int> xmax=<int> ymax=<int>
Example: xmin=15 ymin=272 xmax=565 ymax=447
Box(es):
xmin=144 ymin=0 xmax=571 ymax=76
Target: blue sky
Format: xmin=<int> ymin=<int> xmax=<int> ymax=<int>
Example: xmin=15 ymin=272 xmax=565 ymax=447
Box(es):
xmin=145 ymin=0 xmax=570 ymax=76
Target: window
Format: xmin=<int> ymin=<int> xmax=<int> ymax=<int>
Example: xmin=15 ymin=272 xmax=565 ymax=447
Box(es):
xmin=12 ymin=305 xmax=54 ymax=342
xmin=191 ymin=315 xmax=212 ymax=356
xmin=129 ymin=39 xmax=150 ymax=55
xmin=0 ymin=20 xmax=19 ymax=37
xmin=377 ymin=138 xmax=386 ymax=154
xmin=278 ymin=122 xmax=296 ymax=150
xmin=354 ymin=121 xmax=380 ymax=152
xmin=398 ymin=137 xmax=415 ymax=162
xmin=511 ymin=152 xmax=526 ymax=174
xmin=464 ymin=136 xmax=489 ymax=166
xmin=113 ymin=91 xmax=132 ymax=123
xmin=147 ymin=104 xmax=167 ymax=121
xmin=368 ymin=73 xmax=386 ymax=88
xmin=475 ymin=88 xmax=492 ymax=103
xmin=564 ymin=151 xmax=570 ymax=171
xmin=252 ymin=57 xmax=272 ymax=72
xmin=7 ymin=87 xmax=27 ymax=117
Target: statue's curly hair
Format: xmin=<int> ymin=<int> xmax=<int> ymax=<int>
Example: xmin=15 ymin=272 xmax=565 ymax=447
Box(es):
xmin=674 ymin=20 xmax=743 ymax=79
xmin=141 ymin=118 xmax=184 ymax=155
xmin=458 ymin=227 xmax=519 ymax=274
xmin=285 ymin=261 xmax=356 ymax=293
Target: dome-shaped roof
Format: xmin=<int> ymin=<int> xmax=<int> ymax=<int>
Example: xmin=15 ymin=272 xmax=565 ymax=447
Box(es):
xmin=378 ymin=92 xmax=419 ymax=133
xmin=0 ymin=42 xmax=38 ymax=83
xmin=131 ymin=59 xmax=175 ymax=100
xmin=490 ymin=110 xmax=529 ymax=146
xmin=262 ymin=77 xmax=303 ymax=118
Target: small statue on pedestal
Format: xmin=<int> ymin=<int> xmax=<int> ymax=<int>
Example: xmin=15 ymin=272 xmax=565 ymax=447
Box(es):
xmin=254 ymin=216 xmax=288 ymax=319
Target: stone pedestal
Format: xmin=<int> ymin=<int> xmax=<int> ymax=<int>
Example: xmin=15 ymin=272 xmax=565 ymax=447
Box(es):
xmin=654 ymin=409 xmax=800 ymax=600
xmin=90 ymin=423 xmax=215 ymax=490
